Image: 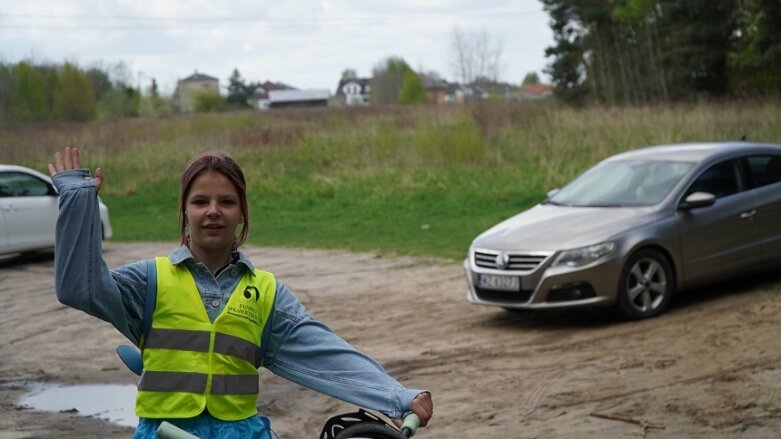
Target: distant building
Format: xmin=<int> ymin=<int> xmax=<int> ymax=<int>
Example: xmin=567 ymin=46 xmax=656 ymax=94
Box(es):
xmin=267 ymin=89 xmax=330 ymax=109
xmin=444 ymin=83 xmax=470 ymax=104
xmin=335 ymin=77 xmax=371 ymax=106
xmin=175 ymin=71 xmax=219 ymax=112
xmin=251 ymin=81 xmax=298 ymax=109
xmin=419 ymin=74 xmax=448 ymax=104
xmin=471 ymin=79 xmax=515 ymax=100
xmin=520 ymin=83 xmax=554 ymax=100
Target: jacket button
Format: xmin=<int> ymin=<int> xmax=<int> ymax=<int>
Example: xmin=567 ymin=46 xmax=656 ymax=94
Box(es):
xmin=211 ymin=299 xmax=220 ymax=308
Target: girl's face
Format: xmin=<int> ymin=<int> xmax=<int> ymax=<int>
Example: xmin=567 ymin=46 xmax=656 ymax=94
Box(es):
xmin=185 ymin=170 xmax=244 ymax=255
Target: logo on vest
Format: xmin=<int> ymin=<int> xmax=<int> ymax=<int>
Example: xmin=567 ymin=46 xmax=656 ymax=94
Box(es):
xmin=243 ymin=286 xmax=260 ymax=302
xmin=226 ymin=286 xmax=262 ymax=326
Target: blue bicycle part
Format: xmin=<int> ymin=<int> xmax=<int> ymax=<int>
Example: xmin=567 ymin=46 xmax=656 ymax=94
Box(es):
xmin=116 ymin=344 xmax=143 ymax=376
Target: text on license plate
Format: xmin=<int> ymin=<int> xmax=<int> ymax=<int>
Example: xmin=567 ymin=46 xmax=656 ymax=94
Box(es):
xmin=477 ymin=274 xmax=520 ymax=291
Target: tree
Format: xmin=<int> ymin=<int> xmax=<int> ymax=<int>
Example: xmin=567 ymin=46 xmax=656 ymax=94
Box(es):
xmin=85 ymin=67 xmax=112 ymax=101
xmin=0 ymin=64 xmax=13 ymax=122
xmin=87 ymin=61 xmax=142 ymax=120
xmin=450 ymin=26 xmax=504 ymax=84
xmin=656 ymin=0 xmax=735 ymax=98
xmin=398 ymin=69 xmax=427 ymax=104
xmin=150 ymin=78 xmax=159 ymax=98
xmin=41 ymin=66 xmax=59 ymax=119
xmin=372 ymin=57 xmax=404 ymax=104
xmin=12 ymin=62 xmax=47 ymax=121
xmin=226 ymin=68 xmax=252 ymax=107
xmin=108 ymin=61 xmax=134 ymax=90
xmin=541 ymin=0 xmax=746 ymax=104
xmin=139 ymin=78 xmax=175 ymax=117
xmin=341 ymin=68 xmax=358 ymax=79
xmin=522 ymin=71 xmax=540 ymax=85
xmin=98 ymin=85 xmax=139 ymax=119
xmin=54 ymin=63 xmax=96 ymax=121
xmin=371 ymin=57 xmax=426 ymax=105
xmin=541 ymin=0 xmax=589 ymax=104
xmin=753 ymin=0 xmax=781 ymax=68
xmin=730 ymin=0 xmax=781 ymax=95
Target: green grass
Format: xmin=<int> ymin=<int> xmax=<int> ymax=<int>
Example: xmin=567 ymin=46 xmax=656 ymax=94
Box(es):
xmin=4 ymin=99 xmax=781 ymax=260
xmin=103 ymin=169 xmax=543 ymax=260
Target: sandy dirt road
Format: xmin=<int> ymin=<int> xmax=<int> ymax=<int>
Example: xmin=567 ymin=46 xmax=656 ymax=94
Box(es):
xmin=1 ymin=242 xmax=780 ymax=438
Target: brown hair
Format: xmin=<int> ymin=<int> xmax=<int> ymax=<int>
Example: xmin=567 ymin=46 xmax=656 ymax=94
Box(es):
xmin=179 ymin=151 xmax=249 ymax=248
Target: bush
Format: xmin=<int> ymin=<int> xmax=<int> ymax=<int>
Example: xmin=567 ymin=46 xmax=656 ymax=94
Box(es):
xmin=54 ymin=63 xmax=96 ymax=121
xmin=194 ymin=91 xmax=225 ymax=112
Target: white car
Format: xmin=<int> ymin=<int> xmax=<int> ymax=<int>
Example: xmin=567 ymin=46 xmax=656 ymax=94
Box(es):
xmin=0 ymin=164 xmax=112 ymax=255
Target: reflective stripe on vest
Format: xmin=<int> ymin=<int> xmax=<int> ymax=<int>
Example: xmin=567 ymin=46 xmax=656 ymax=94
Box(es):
xmin=139 ymin=371 xmax=259 ymax=395
xmin=135 ymin=256 xmax=276 ymax=421
xmin=144 ymin=329 xmax=261 ymax=366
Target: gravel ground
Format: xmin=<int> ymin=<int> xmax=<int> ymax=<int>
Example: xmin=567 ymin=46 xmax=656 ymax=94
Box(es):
xmin=1 ymin=242 xmax=780 ymax=438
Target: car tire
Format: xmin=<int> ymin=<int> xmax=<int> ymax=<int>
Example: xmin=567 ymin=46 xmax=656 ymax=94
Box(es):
xmin=617 ymin=248 xmax=675 ymax=319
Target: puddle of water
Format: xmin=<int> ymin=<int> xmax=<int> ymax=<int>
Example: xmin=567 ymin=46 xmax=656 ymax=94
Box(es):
xmin=19 ymin=382 xmax=138 ymax=427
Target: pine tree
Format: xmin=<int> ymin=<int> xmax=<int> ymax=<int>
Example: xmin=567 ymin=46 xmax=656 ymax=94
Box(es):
xmin=227 ymin=68 xmax=250 ymax=107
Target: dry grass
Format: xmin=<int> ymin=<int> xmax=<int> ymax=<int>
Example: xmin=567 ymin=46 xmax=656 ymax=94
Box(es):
xmin=2 ymin=99 xmax=779 ymax=193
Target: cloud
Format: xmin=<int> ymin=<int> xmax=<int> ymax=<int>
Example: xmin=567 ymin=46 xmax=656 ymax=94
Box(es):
xmin=0 ymin=0 xmax=553 ymax=93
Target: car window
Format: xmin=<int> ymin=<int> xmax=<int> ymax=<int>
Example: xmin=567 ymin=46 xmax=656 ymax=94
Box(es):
xmin=551 ymin=160 xmax=694 ymax=207
xmin=0 ymin=172 xmax=51 ymax=197
xmin=685 ymin=159 xmax=743 ymax=199
xmin=746 ymin=155 xmax=781 ymax=188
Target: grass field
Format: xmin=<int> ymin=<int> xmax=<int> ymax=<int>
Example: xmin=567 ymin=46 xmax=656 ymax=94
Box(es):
xmin=2 ymin=99 xmax=780 ymax=260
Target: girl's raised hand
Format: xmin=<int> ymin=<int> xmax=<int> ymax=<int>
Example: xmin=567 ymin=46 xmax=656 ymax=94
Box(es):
xmin=48 ymin=147 xmax=104 ymax=191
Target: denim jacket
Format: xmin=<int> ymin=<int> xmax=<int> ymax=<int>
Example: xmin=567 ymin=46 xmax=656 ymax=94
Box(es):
xmin=52 ymin=169 xmax=423 ymax=438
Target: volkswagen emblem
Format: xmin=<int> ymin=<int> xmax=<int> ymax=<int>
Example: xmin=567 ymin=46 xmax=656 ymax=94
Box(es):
xmin=495 ymin=252 xmax=510 ymax=270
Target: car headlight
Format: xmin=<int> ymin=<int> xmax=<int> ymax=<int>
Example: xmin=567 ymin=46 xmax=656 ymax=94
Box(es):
xmin=553 ymin=241 xmax=616 ymax=267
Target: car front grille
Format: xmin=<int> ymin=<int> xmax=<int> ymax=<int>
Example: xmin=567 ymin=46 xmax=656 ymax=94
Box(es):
xmin=475 ymin=287 xmax=533 ymax=303
xmin=473 ymin=250 xmax=549 ymax=272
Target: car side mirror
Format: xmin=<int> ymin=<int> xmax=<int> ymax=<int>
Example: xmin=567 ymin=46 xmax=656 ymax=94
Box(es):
xmin=544 ymin=188 xmax=560 ymax=202
xmin=542 ymin=188 xmax=560 ymax=204
xmin=679 ymin=191 xmax=716 ymax=210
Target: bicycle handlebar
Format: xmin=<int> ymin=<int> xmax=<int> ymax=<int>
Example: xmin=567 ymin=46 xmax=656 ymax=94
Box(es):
xmin=157 ymin=421 xmax=200 ymax=439
xmin=400 ymin=413 xmax=421 ymax=437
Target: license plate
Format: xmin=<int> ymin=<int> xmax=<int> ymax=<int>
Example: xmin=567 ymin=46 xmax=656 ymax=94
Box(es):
xmin=477 ymin=274 xmax=520 ymax=291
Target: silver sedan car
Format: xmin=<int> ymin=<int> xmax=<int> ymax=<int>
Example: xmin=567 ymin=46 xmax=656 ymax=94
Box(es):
xmin=0 ymin=164 xmax=113 ymax=256
xmin=464 ymin=142 xmax=781 ymax=319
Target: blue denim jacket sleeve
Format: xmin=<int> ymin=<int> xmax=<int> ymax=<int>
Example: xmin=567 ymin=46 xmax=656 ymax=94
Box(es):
xmin=262 ymin=282 xmax=426 ymax=419
xmin=52 ymin=169 xmax=147 ymax=345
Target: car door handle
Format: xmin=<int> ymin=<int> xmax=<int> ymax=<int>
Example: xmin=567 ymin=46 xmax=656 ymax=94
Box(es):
xmin=739 ymin=209 xmax=756 ymax=220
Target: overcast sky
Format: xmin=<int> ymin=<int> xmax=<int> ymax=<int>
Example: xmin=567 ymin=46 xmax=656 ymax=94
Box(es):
xmin=0 ymin=0 xmax=554 ymax=95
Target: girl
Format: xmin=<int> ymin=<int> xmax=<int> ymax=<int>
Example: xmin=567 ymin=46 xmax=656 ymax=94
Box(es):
xmin=49 ymin=147 xmax=432 ymax=438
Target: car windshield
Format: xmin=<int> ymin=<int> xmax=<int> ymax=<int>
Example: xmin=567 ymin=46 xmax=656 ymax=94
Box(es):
xmin=548 ymin=160 xmax=695 ymax=207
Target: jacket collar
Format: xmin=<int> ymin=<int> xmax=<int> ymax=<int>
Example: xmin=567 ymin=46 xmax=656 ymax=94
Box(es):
xmin=169 ymin=245 xmax=256 ymax=276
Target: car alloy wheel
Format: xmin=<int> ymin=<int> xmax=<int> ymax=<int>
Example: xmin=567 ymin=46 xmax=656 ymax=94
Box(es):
xmin=618 ymin=248 xmax=674 ymax=319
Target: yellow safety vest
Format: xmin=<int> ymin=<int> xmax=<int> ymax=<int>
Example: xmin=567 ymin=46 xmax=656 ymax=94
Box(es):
xmin=136 ymin=257 xmax=276 ymax=421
